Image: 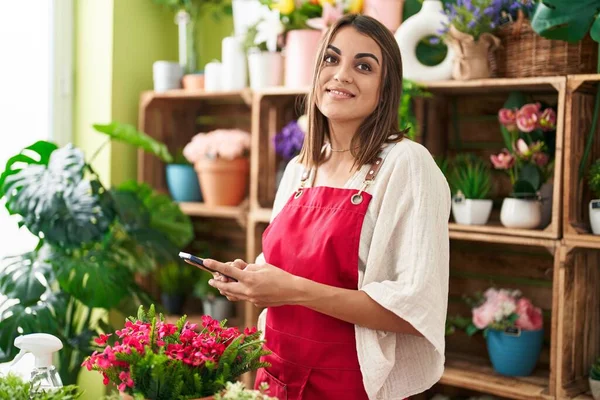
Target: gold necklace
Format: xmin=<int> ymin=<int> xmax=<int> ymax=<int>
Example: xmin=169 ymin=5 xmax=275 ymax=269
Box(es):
xmin=327 ymin=143 xmax=359 ymax=153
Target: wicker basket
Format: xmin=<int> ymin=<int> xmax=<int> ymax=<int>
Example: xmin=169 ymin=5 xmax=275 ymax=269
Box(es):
xmin=493 ymin=10 xmax=598 ymax=78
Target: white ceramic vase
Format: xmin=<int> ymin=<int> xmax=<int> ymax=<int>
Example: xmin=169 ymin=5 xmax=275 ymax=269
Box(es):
xmin=590 ymin=378 xmax=600 ymax=400
xmin=153 ymin=61 xmax=183 ymax=92
xmin=500 ymin=198 xmax=542 ymax=229
xmin=248 ymin=51 xmax=283 ymax=90
xmin=590 ymin=199 xmax=600 ymax=235
xmin=203 ymin=297 xmax=235 ymax=321
xmin=394 ymin=0 xmax=454 ymax=81
xmin=451 ymin=198 xmax=493 ymax=225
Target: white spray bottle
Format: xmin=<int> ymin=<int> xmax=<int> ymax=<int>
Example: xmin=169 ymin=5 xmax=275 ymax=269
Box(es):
xmin=11 ymin=333 xmax=63 ymax=393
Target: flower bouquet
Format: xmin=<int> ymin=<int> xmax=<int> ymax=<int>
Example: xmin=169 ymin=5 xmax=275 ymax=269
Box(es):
xmin=183 ymin=129 xmax=251 ymax=206
xmin=82 ymin=305 xmax=270 ymax=400
xmin=462 ymin=288 xmax=544 ymax=377
xmin=491 ymin=102 xmax=556 ymax=229
xmin=273 ymin=115 xmax=307 ymax=188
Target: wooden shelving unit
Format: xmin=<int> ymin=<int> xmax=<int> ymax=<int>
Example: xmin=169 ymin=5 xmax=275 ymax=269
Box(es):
xmin=136 ymin=76 xmax=600 ymax=400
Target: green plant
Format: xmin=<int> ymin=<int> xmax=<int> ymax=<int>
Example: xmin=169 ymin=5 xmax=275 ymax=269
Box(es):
xmin=152 ymin=0 xmax=231 ymax=19
xmin=400 ymin=79 xmax=432 ymax=141
xmin=0 ymin=122 xmax=193 ymax=385
xmin=449 ymin=154 xmax=492 ymax=199
xmin=591 ymin=357 xmax=600 ymax=381
xmin=83 ymin=305 xmax=270 ymax=399
xmin=157 ymin=262 xmax=199 ymax=295
xmin=0 ymin=374 xmax=81 ymax=400
xmin=215 ymin=381 xmax=277 ymax=400
xmin=589 ymin=159 xmax=600 ymax=199
xmin=194 ymin=269 xmax=222 ymax=299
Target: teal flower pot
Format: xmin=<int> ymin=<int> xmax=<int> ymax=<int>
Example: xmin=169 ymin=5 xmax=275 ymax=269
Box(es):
xmin=486 ymin=328 xmax=544 ymax=376
xmin=166 ymin=164 xmax=202 ymax=202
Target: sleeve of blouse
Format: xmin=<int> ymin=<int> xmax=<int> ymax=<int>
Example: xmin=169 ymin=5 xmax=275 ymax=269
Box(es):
xmin=360 ymin=143 xmax=451 ymax=354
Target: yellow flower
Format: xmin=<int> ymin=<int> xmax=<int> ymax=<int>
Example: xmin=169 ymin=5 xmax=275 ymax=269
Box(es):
xmin=271 ymin=0 xmax=295 ymax=15
xmin=347 ymin=0 xmax=363 ymax=14
xmin=319 ymin=0 xmax=336 ymax=5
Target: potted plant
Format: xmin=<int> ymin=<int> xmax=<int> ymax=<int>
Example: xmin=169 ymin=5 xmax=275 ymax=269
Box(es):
xmin=215 ymin=381 xmax=277 ymax=400
xmin=491 ymin=102 xmax=556 ymax=229
xmin=0 ymin=122 xmax=193 ymax=385
xmin=448 ymin=153 xmax=493 ymax=226
xmin=183 ymin=129 xmax=251 ymax=207
xmin=465 ymin=288 xmax=544 ymax=377
xmin=166 ymin=150 xmax=203 ymax=202
xmin=244 ymin=7 xmax=285 ymax=90
xmin=590 ymin=357 xmax=600 ymax=400
xmin=438 ymin=0 xmax=502 ymax=80
xmin=157 ymin=262 xmax=200 ymax=315
xmin=589 ymin=158 xmax=600 ymax=234
xmin=193 ymin=271 xmax=235 ymax=321
xmin=0 ymin=374 xmax=82 ymax=400
xmin=273 ymin=115 xmax=307 ymax=188
xmin=82 ymin=305 xmax=270 ymax=400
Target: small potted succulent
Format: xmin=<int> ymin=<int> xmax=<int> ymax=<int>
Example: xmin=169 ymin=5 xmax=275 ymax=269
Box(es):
xmin=448 ymin=153 xmax=493 ymax=225
xmin=82 ymin=305 xmax=270 ymax=400
xmin=183 ymin=129 xmax=251 ymax=207
xmin=156 ymin=262 xmax=199 ymax=315
xmin=590 ymin=357 xmax=600 ymax=400
xmin=588 ymin=158 xmax=600 ymax=235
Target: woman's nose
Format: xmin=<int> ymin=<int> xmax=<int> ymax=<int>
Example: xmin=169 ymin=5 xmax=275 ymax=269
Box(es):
xmin=333 ymin=63 xmax=353 ymax=84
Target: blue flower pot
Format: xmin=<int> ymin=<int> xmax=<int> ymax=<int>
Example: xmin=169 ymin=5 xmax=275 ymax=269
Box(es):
xmin=166 ymin=164 xmax=202 ymax=202
xmin=486 ymin=328 xmax=544 ymax=376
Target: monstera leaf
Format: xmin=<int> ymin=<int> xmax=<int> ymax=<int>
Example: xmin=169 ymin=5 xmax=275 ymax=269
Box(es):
xmin=0 ymin=251 xmax=54 ymax=305
xmin=93 ymin=122 xmax=173 ymax=163
xmin=1 ymin=145 xmax=115 ymax=249
xmin=114 ymin=180 xmax=193 ymax=249
xmin=531 ymin=1 xmax=600 ymax=43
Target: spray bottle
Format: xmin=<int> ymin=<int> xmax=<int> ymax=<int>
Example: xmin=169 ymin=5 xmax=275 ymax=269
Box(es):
xmin=10 ymin=333 xmax=63 ymax=393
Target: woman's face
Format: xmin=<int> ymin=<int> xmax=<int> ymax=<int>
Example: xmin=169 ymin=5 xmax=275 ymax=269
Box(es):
xmin=316 ymin=26 xmax=383 ymax=124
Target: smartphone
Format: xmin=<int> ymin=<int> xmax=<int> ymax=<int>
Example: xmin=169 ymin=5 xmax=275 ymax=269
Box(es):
xmin=178 ymin=252 xmax=238 ymax=282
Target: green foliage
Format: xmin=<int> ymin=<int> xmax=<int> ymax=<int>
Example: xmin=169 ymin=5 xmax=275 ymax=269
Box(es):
xmin=400 ymin=79 xmax=432 ymax=141
xmin=151 ymin=0 xmax=232 ymax=19
xmin=93 ymin=122 xmax=173 ymax=163
xmin=214 ymin=381 xmax=277 ymax=400
xmin=591 ymin=357 xmax=600 ymax=380
xmin=434 ymin=156 xmax=450 ymax=180
xmin=531 ymin=0 xmax=600 ymax=44
xmin=0 ymin=124 xmax=194 ymax=385
xmin=0 ymin=374 xmax=81 ymax=400
xmin=157 ymin=262 xmax=199 ymax=295
xmin=448 ymin=154 xmax=492 ymax=199
xmin=589 ymin=159 xmax=600 ymax=198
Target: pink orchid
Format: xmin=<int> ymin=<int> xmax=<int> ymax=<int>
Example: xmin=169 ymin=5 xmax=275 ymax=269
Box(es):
xmin=306 ymin=1 xmax=344 ymax=31
xmin=538 ymin=108 xmax=556 ymax=131
xmin=490 ymin=150 xmax=515 ymax=170
xmin=515 ymin=298 xmax=543 ymax=331
xmin=516 ymin=103 xmax=541 ymax=133
xmin=498 ymin=108 xmax=518 ymax=132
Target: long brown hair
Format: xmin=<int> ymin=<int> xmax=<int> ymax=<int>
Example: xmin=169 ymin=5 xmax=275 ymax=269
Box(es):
xmin=298 ymin=14 xmax=406 ymax=169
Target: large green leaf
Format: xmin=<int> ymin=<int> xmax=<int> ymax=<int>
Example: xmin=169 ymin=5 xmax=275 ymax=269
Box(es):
xmin=2 ymin=146 xmax=115 ymax=249
xmin=0 ymin=252 xmax=54 ymax=305
xmin=531 ymin=2 xmax=599 ymax=43
xmin=0 ymin=141 xmax=58 ymax=199
xmin=115 ymin=181 xmax=193 ymax=249
xmin=93 ymin=122 xmax=173 ymax=163
xmin=519 ymin=163 xmax=543 ymax=191
xmin=591 ymin=15 xmax=600 ymax=42
xmin=50 ymin=249 xmax=137 ymax=309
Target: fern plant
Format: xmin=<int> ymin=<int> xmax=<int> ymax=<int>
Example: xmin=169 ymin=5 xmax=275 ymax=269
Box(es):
xmin=82 ymin=305 xmax=270 ymax=399
xmin=589 ymin=159 xmax=600 ymax=199
xmin=0 ymin=374 xmax=81 ymax=400
xmin=449 ymin=153 xmax=492 ymax=200
xmin=591 ymin=357 xmax=600 ymax=381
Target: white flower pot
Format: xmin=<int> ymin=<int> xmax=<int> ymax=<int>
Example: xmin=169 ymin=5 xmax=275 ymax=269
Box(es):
xmin=451 ymin=198 xmax=493 ymax=225
xmin=589 ymin=377 xmax=600 ymax=400
xmin=248 ymin=51 xmax=283 ymax=90
xmin=202 ymin=297 xmax=235 ymax=321
xmin=500 ymin=198 xmax=542 ymax=229
xmin=590 ymin=199 xmax=600 ymax=235
xmin=232 ymin=0 xmax=263 ymax=37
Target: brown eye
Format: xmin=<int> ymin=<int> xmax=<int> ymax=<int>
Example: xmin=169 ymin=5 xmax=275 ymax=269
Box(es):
xmin=324 ymin=54 xmax=337 ymax=64
xmin=357 ymin=63 xmax=372 ymax=72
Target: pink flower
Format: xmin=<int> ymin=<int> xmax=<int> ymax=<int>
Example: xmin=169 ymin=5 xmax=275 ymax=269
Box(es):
xmin=473 ymin=302 xmax=496 ymax=329
xmin=533 ymin=152 xmax=549 ymax=167
xmin=490 ymin=150 xmax=515 ymax=170
xmin=538 ymin=108 xmax=556 ymax=131
xmin=94 ymin=333 xmax=112 ymax=346
xmin=183 ymin=129 xmax=251 ymax=163
xmin=306 ymin=2 xmax=344 ymax=31
xmin=516 ymin=103 xmax=541 ymax=133
xmin=515 ymin=138 xmax=531 ymax=157
xmin=498 ymin=108 xmax=518 ymax=132
xmin=515 ymin=298 xmax=543 ymax=330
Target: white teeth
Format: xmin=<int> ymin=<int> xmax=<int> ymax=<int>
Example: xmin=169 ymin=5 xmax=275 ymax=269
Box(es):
xmin=329 ymin=90 xmax=352 ymax=97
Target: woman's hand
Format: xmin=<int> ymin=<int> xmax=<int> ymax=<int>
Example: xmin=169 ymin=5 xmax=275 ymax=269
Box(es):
xmin=203 ymin=259 xmax=302 ymax=308
xmin=213 ymin=259 xmax=247 ymax=301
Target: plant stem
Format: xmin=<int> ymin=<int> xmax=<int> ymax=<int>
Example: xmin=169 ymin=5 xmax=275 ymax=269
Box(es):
xmin=89 ymin=138 xmax=111 ymax=165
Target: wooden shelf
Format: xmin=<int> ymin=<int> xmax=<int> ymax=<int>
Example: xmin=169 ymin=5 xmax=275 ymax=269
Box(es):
xmin=441 ymin=353 xmax=550 ymax=400
xmin=140 ymin=89 xmax=253 ymax=109
xmin=254 ymin=87 xmax=309 ymax=97
xmin=564 ymin=234 xmax=600 ymax=250
xmin=449 ymin=222 xmax=559 ymax=241
xmin=418 ymin=76 xmax=565 ymax=94
xmin=249 ymin=208 xmax=273 ymax=223
xmin=179 ymin=202 xmax=247 ymax=219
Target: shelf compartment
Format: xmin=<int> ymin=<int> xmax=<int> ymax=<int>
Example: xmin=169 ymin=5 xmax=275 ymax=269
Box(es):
xmin=418 ymin=76 xmax=565 ymax=95
xmin=179 ymin=202 xmax=247 ymax=220
xmin=563 ymin=75 xmax=600 ymax=246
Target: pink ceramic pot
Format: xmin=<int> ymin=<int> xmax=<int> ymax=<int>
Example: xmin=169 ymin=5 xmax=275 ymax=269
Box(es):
xmin=364 ymin=0 xmax=404 ymax=32
xmin=284 ymin=29 xmax=322 ymax=89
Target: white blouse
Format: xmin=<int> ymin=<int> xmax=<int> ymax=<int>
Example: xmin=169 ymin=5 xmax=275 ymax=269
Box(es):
xmin=256 ymin=139 xmax=451 ymax=400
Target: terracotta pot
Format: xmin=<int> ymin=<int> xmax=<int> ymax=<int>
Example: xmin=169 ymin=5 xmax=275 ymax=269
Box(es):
xmin=121 ymin=393 xmax=213 ymax=400
xmin=194 ymin=157 xmax=249 ymax=206
xmin=183 ymin=74 xmax=205 ymax=90
xmin=444 ymin=25 xmax=500 ymax=80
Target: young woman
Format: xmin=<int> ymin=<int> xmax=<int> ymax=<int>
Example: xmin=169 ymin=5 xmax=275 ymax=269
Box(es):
xmin=203 ymin=14 xmax=450 ymax=400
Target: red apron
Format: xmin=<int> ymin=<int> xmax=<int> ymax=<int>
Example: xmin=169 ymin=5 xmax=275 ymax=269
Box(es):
xmin=255 ymin=157 xmax=384 ymax=400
